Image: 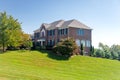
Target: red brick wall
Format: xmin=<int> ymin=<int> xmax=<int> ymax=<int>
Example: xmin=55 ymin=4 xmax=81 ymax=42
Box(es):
xmin=35 ymin=26 xmax=92 ymax=54
xmin=68 ymin=27 xmax=92 ymax=54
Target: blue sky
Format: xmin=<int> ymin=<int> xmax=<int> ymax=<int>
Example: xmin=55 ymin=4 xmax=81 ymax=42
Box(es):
xmin=0 ymin=0 xmax=120 ymax=47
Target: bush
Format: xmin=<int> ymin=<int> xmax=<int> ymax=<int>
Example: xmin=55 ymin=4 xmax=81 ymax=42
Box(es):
xmin=111 ymin=51 xmax=119 ymax=59
xmin=105 ymin=52 xmax=111 ymax=59
xmin=95 ymin=49 xmax=105 ymax=57
xmin=53 ymin=38 xmax=79 ymax=56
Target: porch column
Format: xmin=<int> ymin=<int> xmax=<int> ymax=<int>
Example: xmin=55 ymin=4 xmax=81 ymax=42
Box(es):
xmin=41 ymin=41 xmax=43 ymax=46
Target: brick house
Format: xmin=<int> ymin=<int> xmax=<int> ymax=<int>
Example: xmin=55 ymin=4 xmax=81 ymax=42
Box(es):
xmin=34 ymin=19 xmax=92 ymax=54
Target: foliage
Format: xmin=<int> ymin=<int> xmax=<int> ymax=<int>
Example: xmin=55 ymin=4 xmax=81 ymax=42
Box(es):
xmin=20 ymin=33 xmax=33 ymax=50
xmin=80 ymin=43 xmax=84 ymax=55
xmin=105 ymin=52 xmax=111 ymax=59
xmin=95 ymin=49 xmax=104 ymax=57
xmin=53 ymin=38 xmax=79 ymax=56
xmin=0 ymin=12 xmax=32 ymax=51
xmin=0 ymin=12 xmax=22 ymax=52
xmin=93 ymin=42 xmax=120 ymax=60
xmin=90 ymin=46 xmax=94 ymax=56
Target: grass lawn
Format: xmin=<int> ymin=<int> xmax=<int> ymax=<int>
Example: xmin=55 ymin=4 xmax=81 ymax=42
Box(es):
xmin=0 ymin=50 xmax=120 ymax=80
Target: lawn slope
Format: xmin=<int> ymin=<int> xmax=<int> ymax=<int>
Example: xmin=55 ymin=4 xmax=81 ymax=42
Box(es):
xmin=0 ymin=50 xmax=120 ymax=80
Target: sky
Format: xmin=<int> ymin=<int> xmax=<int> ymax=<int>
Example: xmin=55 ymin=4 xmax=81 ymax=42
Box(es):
xmin=0 ymin=0 xmax=120 ymax=47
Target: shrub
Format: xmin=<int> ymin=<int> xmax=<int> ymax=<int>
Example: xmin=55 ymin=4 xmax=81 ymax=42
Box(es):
xmin=111 ymin=51 xmax=119 ymax=59
xmin=95 ymin=49 xmax=104 ymax=57
xmin=53 ymin=38 xmax=79 ymax=56
xmin=105 ymin=52 xmax=111 ymax=59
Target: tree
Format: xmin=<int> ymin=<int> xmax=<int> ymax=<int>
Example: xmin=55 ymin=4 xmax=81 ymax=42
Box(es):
xmin=0 ymin=12 xmax=10 ymax=52
xmin=80 ymin=43 xmax=84 ymax=55
xmin=90 ymin=46 xmax=94 ymax=56
xmin=110 ymin=45 xmax=120 ymax=59
xmin=53 ymin=38 xmax=79 ymax=56
xmin=20 ymin=33 xmax=33 ymax=50
xmin=7 ymin=16 xmax=22 ymax=47
xmin=111 ymin=51 xmax=119 ymax=59
xmin=95 ymin=49 xmax=104 ymax=57
xmin=105 ymin=52 xmax=111 ymax=59
xmin=0 ymin=12 xmax=22 ymax=52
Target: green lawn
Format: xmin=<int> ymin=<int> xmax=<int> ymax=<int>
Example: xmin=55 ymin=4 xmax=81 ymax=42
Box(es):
xmin=0 ymin=50 xmax=120 ymax=80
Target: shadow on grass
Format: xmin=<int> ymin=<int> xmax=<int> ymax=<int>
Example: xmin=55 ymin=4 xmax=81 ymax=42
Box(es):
xmin=36 ymin=50 xmax=69 ymax=61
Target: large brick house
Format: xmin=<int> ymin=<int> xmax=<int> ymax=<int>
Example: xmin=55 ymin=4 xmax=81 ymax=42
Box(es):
xmin=34 ymin=19 xmax=92 ymax=54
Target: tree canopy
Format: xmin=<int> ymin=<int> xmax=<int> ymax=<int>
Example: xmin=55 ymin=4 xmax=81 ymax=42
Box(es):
xmin=0 ymin=12 xmax=32 ymax=52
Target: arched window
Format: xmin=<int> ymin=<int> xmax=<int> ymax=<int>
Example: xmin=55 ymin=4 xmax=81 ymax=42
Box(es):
xmin=41 ymin=28 xmax=45 ymax=37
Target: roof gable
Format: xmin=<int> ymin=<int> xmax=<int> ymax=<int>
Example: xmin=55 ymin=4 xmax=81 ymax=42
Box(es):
xmin=34 ymin=19 xmax=92 ymax=32
xmin=68 ymin=19 xmax=91 ymax=29
xmin=47 ymin=20 xmax=64 ymax=30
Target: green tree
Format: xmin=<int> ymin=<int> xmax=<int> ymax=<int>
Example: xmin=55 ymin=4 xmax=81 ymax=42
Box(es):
xmin=20 ymin=33 xmax=33 ymax=50
xmin=90 ymin=46 xmax=94 ymax=56
xmin=105 ymin=52 xmax=111 ymax=59
xmin=80 ymin=43 xmax=84 ymax=55
xmin=0 ymin=12 xmax=22 ymax=52
xmin=7 ymin=16 xmax=22 ymax=47
xmin=95 ymin=49 xmax=104 ymax=57
xmin=0 ymin=12 xmax=9 ymax=52
xmin=110 ymin=45 xmax=120 ymax=59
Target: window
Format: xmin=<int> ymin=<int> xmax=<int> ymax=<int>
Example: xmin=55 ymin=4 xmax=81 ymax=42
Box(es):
xmin=47 ymin=30 xmax=50 ymax=36
xmin=42 ymin=32 xmax=44 ymax=37
xmin=34 ymin=32 xmax=40 ymax=39
xmin=77 ymin=29 xmax=84 ymax=36
xmin=48 ymin=39 xmax=55 ymax=46
xmin=52 ymin=39 xmax=55 ymax=46
xmin=58 ymin=30 xmax=60 ymax=35
xmin=47 ymin=40 xmax=50 ymax=46
xmin=58 ymin=28 xmax=68 ymax=35
xmin=41 ymin=29 xmax=45 ymax=37
xmin=50 ymin=40 xmax=52 ymax=45
xmin=86 ymin=40 xmax=91 ymax=47
xmin=61 ymin=29 xmax=63 ymax=35
xmin=81 ymin=40 xmax=85 ymax=47
xmin=65 ymin=28 xmax=68 ymax=34
xmin=48 ymin=29 xmax=55 ymax=36
xmin=76 ymin=39 xmax=80 ymax=46
xmin=63 ymin=29 xmax=65 ymax=34
xmin=50 ymin=30 xmax=52 ymax=36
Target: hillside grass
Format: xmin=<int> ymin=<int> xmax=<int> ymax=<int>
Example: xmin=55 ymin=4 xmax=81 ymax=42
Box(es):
xmin=0 ymin=50 xmax=120 ymax=80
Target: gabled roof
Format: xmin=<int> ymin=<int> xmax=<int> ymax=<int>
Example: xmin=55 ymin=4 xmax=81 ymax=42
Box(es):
xmin=34 ymin=19 xmax=92 ymax=32
xmin=47 ymin=20 xmax=64 ymax=30
xmin=47 ymin=19 xmax=92 ymax=30
xmin=34 ymin=28 xmax=40 ymax=33
xmin=67 ymin=19 xmax=91 ymax=29
xmin=42 ymin=23 xmax=50 ymax=29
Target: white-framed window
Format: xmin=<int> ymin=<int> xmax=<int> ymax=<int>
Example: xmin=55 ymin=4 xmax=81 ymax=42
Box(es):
xmin=41 ymin=28 xmax=45 ymax=37
xmin=77 ymin=29 xmax=84 ymax=36
xmin=86 ymin=40 xmax=91 ymax=47
xmin=81 ymin=40 xmax=85 ymax=47
xmin=76 ymin=39 xmax=80 ymax=46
